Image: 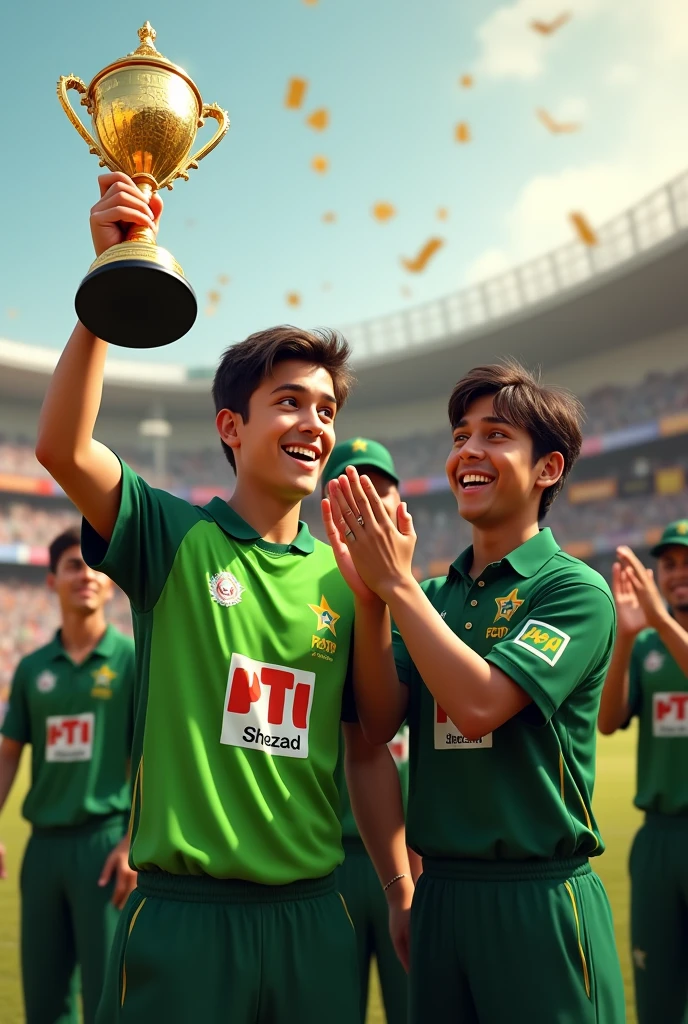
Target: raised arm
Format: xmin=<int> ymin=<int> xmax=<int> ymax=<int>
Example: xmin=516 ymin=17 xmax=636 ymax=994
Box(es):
xmin=323 ymin=500 xmax=408 ymax=742
xmin=617 ymin=545 xmax=688 ymax=678
xmin=35 ymin=173 xmax=163 ymax=542
xmin=598 ymin=560 xmax=645 ymax=735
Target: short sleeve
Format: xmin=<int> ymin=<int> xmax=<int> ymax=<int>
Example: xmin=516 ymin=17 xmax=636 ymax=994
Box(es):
xmin=1 ymin=661 xmax=30 ymax=744
xmin=486 ymin=581 xmax=616 ymax=724
xmin=621 ymin=638 xmax=644 ymax=729
xmin=81 ymin=458 xmax=199 ymax=613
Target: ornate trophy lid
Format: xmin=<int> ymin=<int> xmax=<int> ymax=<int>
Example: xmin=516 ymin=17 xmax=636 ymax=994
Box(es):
xmin=89 ymin=22 xmax=202 ymax=110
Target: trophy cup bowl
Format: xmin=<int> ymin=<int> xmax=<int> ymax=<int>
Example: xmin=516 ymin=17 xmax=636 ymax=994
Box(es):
xmin=58 ymin=23 xmax=229 ymax=348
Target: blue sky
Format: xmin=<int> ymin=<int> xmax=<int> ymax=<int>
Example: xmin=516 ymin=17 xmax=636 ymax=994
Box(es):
xmin=1 ymin=0 xmax=686 ymax=367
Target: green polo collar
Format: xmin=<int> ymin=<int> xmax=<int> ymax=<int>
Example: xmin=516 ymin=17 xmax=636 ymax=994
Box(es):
xmin=46 ymin=625 xmax=119 ymax=663
xmin=204 ymin=497 xmax=315 ymax=555
xmin=451 ymin=528 xmax=560 ymax=580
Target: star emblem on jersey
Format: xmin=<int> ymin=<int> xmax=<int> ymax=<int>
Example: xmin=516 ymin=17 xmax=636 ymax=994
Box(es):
xmin=493 ymin=589 xmax=524 ymax=622
xmin=308 ymin=595 xmax=340 ymax=636
xmin=644 ymin=650 xmax=665 ymax=673
xmin=209 ymin=571 xmax=245 ymax=607
xmin=36 ymin=670 xmax=57 ymax=693
xmin=92 ymin=665 xmax=117 ymax=688
xmin=351 ymin=439 xmax=368 ymax=453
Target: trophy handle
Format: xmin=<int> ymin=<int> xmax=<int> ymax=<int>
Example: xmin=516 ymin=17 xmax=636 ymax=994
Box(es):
xmin=57 ymin=75 xmax=111 ymax=168
xmin=161 ymin=102 xmax=230 ymax=189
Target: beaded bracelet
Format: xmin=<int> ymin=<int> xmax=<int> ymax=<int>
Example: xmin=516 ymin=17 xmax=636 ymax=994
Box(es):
xmin=383 ymin=873 xmax=407 ymax=892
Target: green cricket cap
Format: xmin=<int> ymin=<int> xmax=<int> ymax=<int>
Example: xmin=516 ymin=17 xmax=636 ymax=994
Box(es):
xmin=321 ymin=438 xmax=399 ymax=490
xmin=650 ymin=520 xmax=688 ymax=557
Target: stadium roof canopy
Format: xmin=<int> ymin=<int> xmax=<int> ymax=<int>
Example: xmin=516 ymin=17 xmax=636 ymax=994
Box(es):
xmin=2 ymin=170 xmax=688 ymax=417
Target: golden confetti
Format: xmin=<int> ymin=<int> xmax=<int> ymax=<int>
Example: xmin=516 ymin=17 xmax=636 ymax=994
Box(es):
xmin=455 ymin=122 xmax=471 ymax=143
xmin=303 ymin=0 xmax=319 ymax=5
xmin=459 ymin=74 xmax=474 ymax=88
xmin=372 ymin=202 xmax=396 ymax=222
xmin=207 ymin=290 xmax=222 ymax=305
xmin=536 ymin=108 xmax=580 ymax=134
xmin=437 ymin=207 xmax=449 ymax=221
xmin=306 ymin=108 xmax=329 ymax=131
xmin=286 ymin=292 xmax=302 ymax=306
xmin=6 ymin=308 xmax=19 ymax=319
xmin=322 ymin=211 xmax=337 ymax=223
xmin=531 ymin=11 xmax=571 ymax=35
xmin=217 ymin=274 xmax=230 ymax=286
xmin=569 ymin=212 xmax=598 ymax=246
xmin=401 ymin=237 xmax=445 ymax=273
xmin=285 ymin=77 xmax=308 ymax=110
xmin=205 ymin=305 xmax=218 ymax=317
xmin=311 ymin=155 xmax=329 ymax=173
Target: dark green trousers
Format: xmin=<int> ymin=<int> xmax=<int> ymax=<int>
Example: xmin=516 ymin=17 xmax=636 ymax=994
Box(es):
xmin=20 ymin=814 xmax=127 ymax=1024
xmin=410 ymin=858 xmax=626 ymax=1023
xmin=336 ymin=839 xmax=408 ymax=1024
xmin=96 ymin=871 xmax=360 ymax=1024
xmin=630 ymin=814 xmax=688 ymax=1024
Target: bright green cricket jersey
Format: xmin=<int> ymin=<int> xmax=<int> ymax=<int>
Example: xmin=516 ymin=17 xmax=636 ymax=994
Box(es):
xmin=623 ymin=628 xmax=688 ymax=815
xmin=393 ymin=528 xmax=616 ymax=861
xmin=1 ymin=626 xmax=134 ymax=828
xmin=337 ymin=726 xmax=410 ymax=839
xmin=82 ymin=460 xmax=355 ymax=884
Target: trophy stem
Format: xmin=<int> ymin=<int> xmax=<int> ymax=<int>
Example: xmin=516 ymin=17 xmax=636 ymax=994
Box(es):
xmin=126 ymin=180 xmax=157 ymax=245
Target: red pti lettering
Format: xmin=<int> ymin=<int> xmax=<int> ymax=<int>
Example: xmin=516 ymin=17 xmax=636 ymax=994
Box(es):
xmin=47 ymin=723 xmax=62 ymax=746
xmin=292 ymin=683 xmax=310 ymax=729
xmin=657 ymin=698 xmax=674 ymax=721
xmin=63 ymin=719 xmax=81 ymax=744
xmin=227 ymin=668 xmax=261 ymax=714
xmin=261 ymin=667 xmax=295 ymax=725
xmin=671 ymin=694 xmax=688 ymax=720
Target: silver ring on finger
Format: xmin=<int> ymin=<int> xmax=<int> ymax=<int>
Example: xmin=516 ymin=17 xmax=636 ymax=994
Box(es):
xmin=356 ymin=516 xmax=365 ymax=528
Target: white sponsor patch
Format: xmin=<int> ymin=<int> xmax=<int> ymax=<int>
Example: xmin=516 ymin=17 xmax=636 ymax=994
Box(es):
xmin=36 ymin=670 xmax=57 ymax=694
xmin=653 ymin=692 xmax=688 ymax=737
xmin=209 ymin=571 xmax=245 ymax=607
xmin=511 ymin=618 xmax=570 ymax=665
xmin=388 ymin=727 xmax=409 ymax=764
xmin=221 ymin=653 xmax=314 ymax=758
xmin=433 ymin=701 xmax=492 ymax=750
xmin=46 ymin=713 xmax=94 ymax=762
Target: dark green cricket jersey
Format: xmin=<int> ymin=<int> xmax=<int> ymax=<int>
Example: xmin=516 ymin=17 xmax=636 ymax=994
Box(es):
xmin=1 ymin=626 xmax=134 ymax=828
xmin=82 ymin=460 xmax=355 ymax=884
xmin=393 ymin=528 xmax=616 ymax=861
xmin=337 ymin=726 xmax=410 ymax=839
xmin=624 ymin=628 xmax=688 ymax=815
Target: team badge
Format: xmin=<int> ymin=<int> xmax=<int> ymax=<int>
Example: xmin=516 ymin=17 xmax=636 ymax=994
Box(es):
xmin=351 ymin=439 xmax=368 ymax=453
xmin=308 ymin=595 xmax=340 ymax=636
xmin=494 ymin=589 xmax=524 ymax=623
xmin=36 ymin=670 xmax=57 ymax=693
xmin=92 ymin=664 xmax=117 ymax=699
xmin=677 ymin=522 xmax=688 ymax=535
xmin=644 ymin=650 xmax=664 ymax=673
xmin=209 ymin=571 xmax=245 ymax=607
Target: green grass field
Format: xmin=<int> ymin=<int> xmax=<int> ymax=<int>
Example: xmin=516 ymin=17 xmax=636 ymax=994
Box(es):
xmin=0 ymin=728 xmax=642 ymax=1023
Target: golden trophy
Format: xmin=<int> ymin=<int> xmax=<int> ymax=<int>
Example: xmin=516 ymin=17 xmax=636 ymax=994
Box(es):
xmin=58 ymin=22 xmax=229 ymax=348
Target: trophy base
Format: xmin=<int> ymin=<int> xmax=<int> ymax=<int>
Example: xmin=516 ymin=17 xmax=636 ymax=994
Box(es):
xmin=75 ymin=242 xmax=197 ymax=349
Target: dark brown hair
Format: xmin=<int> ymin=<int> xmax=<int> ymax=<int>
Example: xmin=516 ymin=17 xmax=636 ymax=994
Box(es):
xmin=447 ymin=359 xmax=584 ymax=518
xmin=48 ymin=527 xmax=82 ymax=574
xmin=212 ymin=326 xmax=355 ymax=472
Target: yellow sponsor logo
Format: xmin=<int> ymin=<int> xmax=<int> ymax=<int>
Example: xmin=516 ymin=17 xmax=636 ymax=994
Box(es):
xmin=311 ymin=635 xmax=337 ymax=655
xmin=512 ymin=619 xmax=571 ymax=665
xmin=486 ymin=626 xmax=509 ymax=639
xmin=522 ymin=626 xmax=562 ymax=653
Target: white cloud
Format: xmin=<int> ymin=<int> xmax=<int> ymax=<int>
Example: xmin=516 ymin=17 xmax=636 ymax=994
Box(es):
xmin=475 ymin=0 xmax=607 ymax=80
xmin=463 ymin=247 xmax=512 ymax=284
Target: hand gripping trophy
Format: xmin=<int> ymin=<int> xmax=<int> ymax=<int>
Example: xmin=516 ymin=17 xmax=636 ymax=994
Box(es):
xmin=58 ymin=22 xmax=229 ymax=348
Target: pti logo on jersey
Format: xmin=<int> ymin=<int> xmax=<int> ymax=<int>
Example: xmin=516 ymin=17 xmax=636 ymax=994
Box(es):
xmin=45 ymin=713 xmax=94 ymax=763
xmin=653 ymin=692 xmax=688 ymax=737
xmin=308 ymin=595 xmax=340 ymax=659
xmin=221 ymin=653 xmax=315 ymax=758
xmin=511 ymin=619 xmax=570 ymax=665
xmin=433 ymin=701 xmax=492 ymax=750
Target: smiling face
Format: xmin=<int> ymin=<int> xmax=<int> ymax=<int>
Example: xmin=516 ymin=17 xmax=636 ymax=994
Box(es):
xmin=217 ymin=359 xmax=337 ymax=502
xmin=657 ymin=546 xmax=688 ymax=613
xmin=446 ymin=393 xmax=564 ymax=528
xmin=47 ymin=544 xmax=114 ymax=615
